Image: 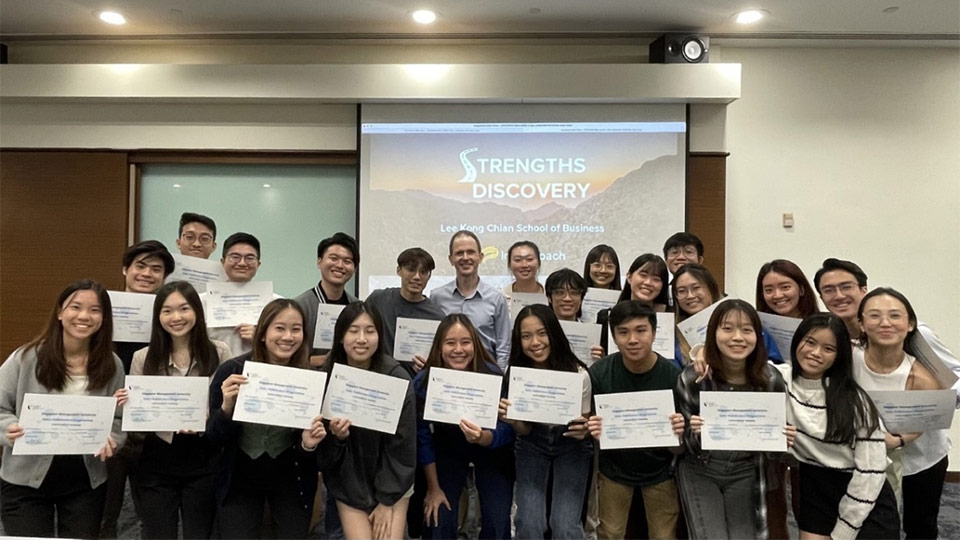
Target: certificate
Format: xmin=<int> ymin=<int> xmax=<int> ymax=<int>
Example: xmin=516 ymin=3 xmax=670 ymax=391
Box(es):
xmin=677 ymin=299 xmax=724 ymax=350
xmin=233 ymin=361 xmax=328 ymax=429
xmin=205 ymin=281 xmax=273 ymax=328
xmin=509 ymin=292 xmax=549 ymax=322
xmin=122 ymin=376 xmax=209 ymax=432
xmin=700 ymin=391 xmax=786 ymax=452
xmin=168 ymin=253 xmax=227 ymax=293
xmin=108 ymin=291 xmax=155 ymax=343
xmin=594 ymin=390 xmax=679 ymax=450
xmin=313 ymin=303 xmax=346 ymax=349
xmin=758 ymin=312 xmax=802 ymax=362
xmin=559 ymin=320 xmax=602 ymax=366
xmin=868 ymin=390 xmax=956 ymax=433
xmin=909 ymin=332 xmax=960 ymax=391
xmin=607 ymin=313 xmax=674 ymax=359
xmin=423 ymin=367 xmax=502 ymax=429
xmin=581 ymin=288 xmax=621 ymax=324
xmin=506 ymin=366 xmax=583 ymax=425
xmin=321 ymin=363 xmax=410 ymax=434
xmin=394 ymin=317 xmax=441 ymax=363
xmin=13 ymin=394 xmax=116 ymax=456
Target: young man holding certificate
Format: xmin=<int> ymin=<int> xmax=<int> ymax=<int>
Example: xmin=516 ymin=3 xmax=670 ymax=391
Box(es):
xmin=294 ymin=232 xmax=359 ymax=356
xmin=586 ymin=301 xmax=685 ymax=540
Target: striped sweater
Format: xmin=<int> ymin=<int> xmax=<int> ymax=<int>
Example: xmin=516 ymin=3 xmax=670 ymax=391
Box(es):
xmin=787 ymin=376 xmax=889 ymax=540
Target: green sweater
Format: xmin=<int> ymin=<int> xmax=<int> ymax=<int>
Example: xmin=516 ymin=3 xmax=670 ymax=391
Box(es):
xmin=589 ymin=352 xmax=681 ymax=487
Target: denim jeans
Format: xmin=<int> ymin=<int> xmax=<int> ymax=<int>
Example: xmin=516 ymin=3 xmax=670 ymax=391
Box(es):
xmin=514 ymin=424 xmax=594 ymax=540
xmin=677 ymin=453 xmax=758 ymax=540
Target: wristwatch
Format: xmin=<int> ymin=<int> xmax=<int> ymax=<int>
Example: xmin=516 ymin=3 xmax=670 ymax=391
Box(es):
xmin=895 ymin=434 xmax=905 ymax=449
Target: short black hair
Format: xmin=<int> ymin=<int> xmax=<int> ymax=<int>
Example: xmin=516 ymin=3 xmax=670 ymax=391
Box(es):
xmin=317 ymin=232 xmax=359 ymax=264
xmin=545 ymin=268 xmax=588 ymax=298
xmin=609 ymin=300 xmax=657 ymax=332
xmin=662 ymin=232 xmax=704 ymax=258
xmin=814 ymin=258 xmax=868 ymax=292
xmin=397 ymin=247 xmax=435 ymax=272
xmin=122 ymin=240 xmax=174 ymax=277
xmin=222 ymin=232 xmax=261 ymax=259
xmin=178 ymin=212 xmax=217 ymax=239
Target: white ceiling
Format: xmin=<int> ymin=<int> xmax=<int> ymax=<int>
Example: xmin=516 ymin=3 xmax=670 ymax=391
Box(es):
xmin=1 ymin=0 xmax=958 ymax=39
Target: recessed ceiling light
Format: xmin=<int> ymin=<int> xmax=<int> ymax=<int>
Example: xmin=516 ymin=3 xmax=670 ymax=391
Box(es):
xmin=412 ymin=10 xmax=437 ymax=25
xmin=735 ymin=10 xmax=766 ymax=24
xmin=98 ymin=11 xmax=127 ymax=25
xmin=172 ymin=184 xmax=181 ymax=189
xmin=262 ymin=184 xmax=272 ymax=188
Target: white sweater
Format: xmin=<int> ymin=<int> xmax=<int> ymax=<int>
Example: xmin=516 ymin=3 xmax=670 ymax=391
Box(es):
xmin=787 ymin=376 xmax=889 ymax=540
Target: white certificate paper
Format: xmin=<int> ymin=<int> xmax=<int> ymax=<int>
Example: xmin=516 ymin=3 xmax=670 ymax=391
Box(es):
xmin=423 ymin=367 xmax=502 ymax=429
xmin=868 ymin=390 xmax=956 ymax=433
xmin=509 ymin=292 xmax=549 ymax=322
xmin=701 ymin=391 xmax=786 ymax=452
xmin=506 ymin=366 xmax=583 ymax=425
xmin=394 ymin=318 xmax=441 ymax=363
xmin=607 ymin=313 xmax=674 ymax=360
xmin=677 ymin=300 xmax=724 ymax=349
xmin=13 ymin=394 xmax=116 ymax=456
xmin=168 ymin=253 xmax=227 ymax=293
xmin=595 ymin=390 xmax=679 ymax=450
xmin=233 ymin=361 xmax=328 ymax=429
xmin=205 ymin=281 xmax=273 ymax=328
xmin=321 ymin=363 xmax=409 ymax=434
xmin=758 ymin=312 xmax=802 ymax=363
xmin=909 ymin=333 xmax=960 ymax=391
xmin=122 ymin=376 xmax=209 ymax=432
xmin=559 ymin=320 xmax=602 ymax=367
xmin=581 ymin=288 xmax=621 ymax=324
xmin=313 ymin=304 xmax=346 ymax=349
xmin=108 ymin=291 xmax=155 ymax=343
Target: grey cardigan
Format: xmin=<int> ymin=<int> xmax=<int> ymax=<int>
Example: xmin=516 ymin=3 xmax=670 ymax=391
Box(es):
xmin=0 ymin=346 xmax=126 ymax=489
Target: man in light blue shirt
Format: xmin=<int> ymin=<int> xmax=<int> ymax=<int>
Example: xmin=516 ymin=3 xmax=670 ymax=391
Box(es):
xmin=431 ymin=230 xmax=511 ymax=370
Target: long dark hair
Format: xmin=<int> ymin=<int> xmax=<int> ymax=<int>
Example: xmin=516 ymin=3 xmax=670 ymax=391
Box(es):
xmin=672 ymin=263 xmax=722 ymax=322
xmin=703 ymin=299 xmax=769 ymax=389
xmin=422 ymin=314 xmax=498 ymax=376
xmin=618 ymin=254 xmax=669 ymax=306
xmin=755 ymin=259 xmax=819 ymax=318
xmin=856 ymin=287 xmax=919 ymax=356
xmin=791 ymin=313 xmax=879 ymax=445
xmin=509 ymin=304 xmax=584 ymax=373
xmin=326 ymin=301 xmax=387 ymax=373
xmin=582 ymin=244 xmax=622 ymax=290
xmin=251 ymin=299 xmax=310 ymax=369
xmin=27 ymin=280 xmax=117 ymax=391
xmin=142 ymin=281 xmax=219 ymax=377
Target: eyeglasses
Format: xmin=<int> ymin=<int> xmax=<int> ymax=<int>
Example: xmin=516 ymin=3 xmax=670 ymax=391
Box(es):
xmin=590 ymin=262 xmax=616 ymax=271
xmin=181 ymin=233 xmax=214 ymax=245
xmin=550 ymin=288 xmax=583 ymax=299
xmin=863 ymin=311 xmax=907 ymax=324
xmin=820 ymin=282 xmax=859 ymax=297
xmin=666 ymin=246 xmax=699 ymax=258
xmin=225 ymin=254 xmax=258 ymax=264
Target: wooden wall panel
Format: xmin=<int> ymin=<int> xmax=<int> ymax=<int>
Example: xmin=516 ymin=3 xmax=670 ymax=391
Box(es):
xmin=687 ymin=153 xmax=727 ymax=288
xmin=1 ymin=151 xmax=129 ymax=359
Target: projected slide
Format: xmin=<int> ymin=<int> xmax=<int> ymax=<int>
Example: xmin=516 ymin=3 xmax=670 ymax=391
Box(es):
xmin=359 ymin=109 xmax=686 ymax=296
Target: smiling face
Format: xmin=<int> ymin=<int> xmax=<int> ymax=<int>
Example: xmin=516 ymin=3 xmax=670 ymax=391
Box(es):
xmin=176 ymin=222 xmax=217 ymax=259
xmin=549 ymin=286 xmax=583 ymax=321
xmin=795 ymin=327 xmax=838 ymax=380
xmin=519 ymin=315 xmax=551 ymax=365
xmin=714 ymin=310 xmax=758 ymax=364
xmin=665 ymin=244 xmax=702 ymax=274
xmin=397 ymin=263 xmax=431 ymax=299
xmin=318 ymin=244 xmax=356 ymax=288
xmin=611 ymin=316 xmax=656 ymax=365
xmin=674 ymin=273 xmax=713 ymax=315
xmin=762 ymin=271 xmax=802 ymax=318
xmin=448 ymin=236 xmax=482 ymax=279
xmin=262 ymin=307 xmax=304 ymax=364
xmin=222 ymin=243 xmax=261 ymax=282
xmin=509 ymin=246 xmax=540 ymax=284
xmin=123 ymin=254 xmax=166 ymax=294
xmin=860 ymin=294 xmax=914 ymax=349
xmin=58 ymin=290 xmax=104 ymax=343
xmin=589 ymin=254 xmax=617 ymax=288
xmin=818 ymin=270 xmax=867 ymax=322
xmin=627 ymin=263 xmax=664 ymax=303
xmin=441 ymin=322 xmax=474 ymax=370
xmin=343 ymin=312 xmax=379 ymax=365
xmin=158 ymin=291 xmax=196 ymax=338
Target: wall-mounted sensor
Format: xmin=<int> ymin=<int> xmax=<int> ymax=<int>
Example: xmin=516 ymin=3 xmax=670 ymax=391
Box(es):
xmin=782 ymin=213 xmax=794 ymax=229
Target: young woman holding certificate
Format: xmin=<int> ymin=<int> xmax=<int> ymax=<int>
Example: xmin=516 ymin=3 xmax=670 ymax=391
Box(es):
xmin=852 ymin=288 xmax=947 ymax=539
xmin=499 ymin=304 xmax=592 ymax=540
xmin=582 ymin=244 xmax=622 ymax=291
xmin=321 ymin=302 xmax=416 ymax=540
xmin=207 ymin=299 xmax=326 ymax=539
xmin=674 ymin=299 xmax=793 ymax=540
xmin=118 ymin=281 xmax=231 ymax=539
xmin=414 ymin=314 xmax=514 ymax=540
xmin=617 ymin=254 xmax=670 ymax=312
xmin=787 ymin=313 xmax=900 ymax=539
xmin=0 ymin=280 xmax=126 ymax=538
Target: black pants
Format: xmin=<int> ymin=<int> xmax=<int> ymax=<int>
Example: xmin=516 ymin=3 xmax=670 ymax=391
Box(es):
xmin=1 ymin=456 xmax=107 ymax=539
xmin=101 ymin=442 xmax=142 ymax=538
xmin=902 ymin=455 xmax=949 ymax=540
xmin=135 ymin=466 xmax=217 ymax=539
xmin=217 ymin=450 xmax=312 ymax=539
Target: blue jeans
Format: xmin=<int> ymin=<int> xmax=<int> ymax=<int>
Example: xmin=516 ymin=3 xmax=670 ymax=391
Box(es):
xmin=677 ymin=453 xmax=758 ymax=540
xmin=514 ymin=425 xmax=594 ymax=540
